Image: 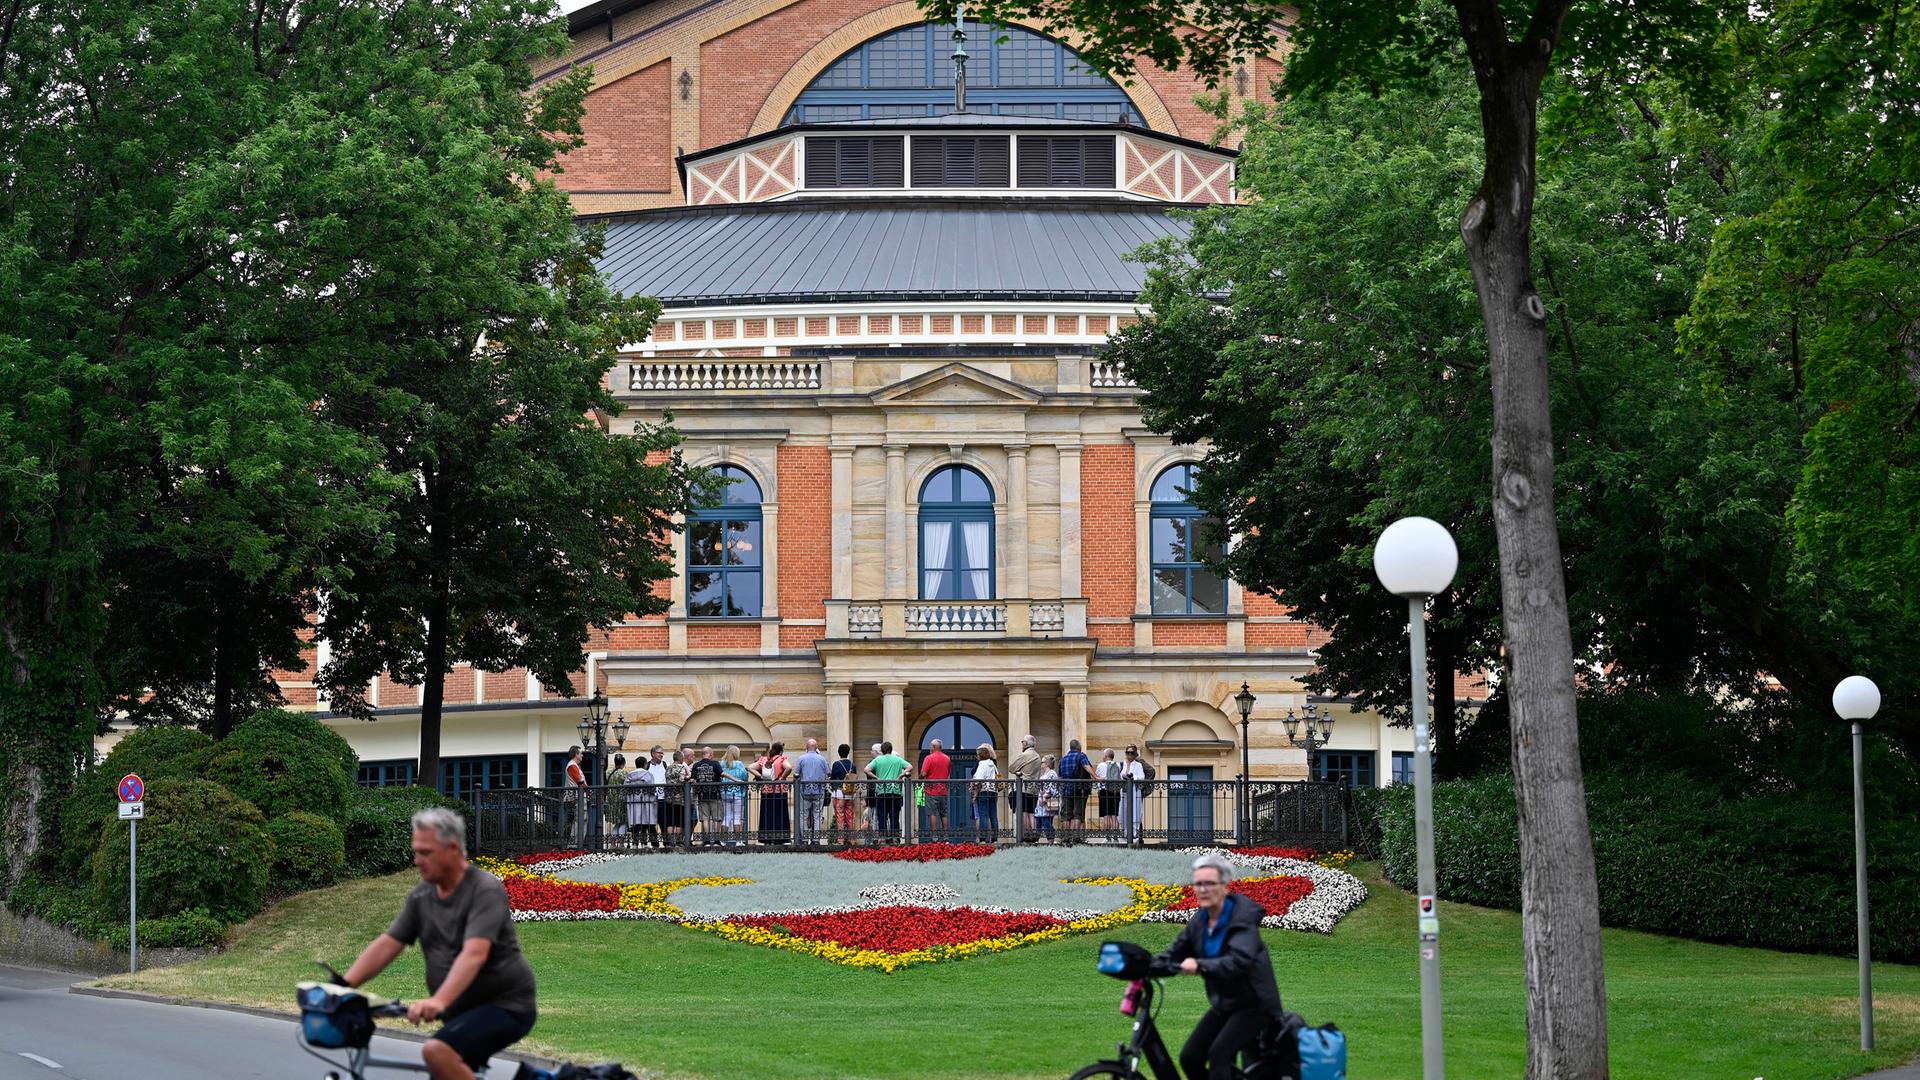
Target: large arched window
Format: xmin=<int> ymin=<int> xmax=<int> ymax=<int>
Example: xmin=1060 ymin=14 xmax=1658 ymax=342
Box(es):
xmin=919 ymin=465 xmax=995 ymax=600
xmin=687 ymin=465 xmax=762 ymax=618
xmin=784 ymin=21 xmax=1144 ymax=125
xmin=1150 ymin=464 xmax=1225 ymax=615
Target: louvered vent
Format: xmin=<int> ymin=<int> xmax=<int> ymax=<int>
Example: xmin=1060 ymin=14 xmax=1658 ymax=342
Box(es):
xmin=910 ymin=136 xmax=1012 ymax=187
xmin=1016 ymin=135 xmax=1117 ymax=188
xmin=804 ymin=136 xmax=906 ymax=188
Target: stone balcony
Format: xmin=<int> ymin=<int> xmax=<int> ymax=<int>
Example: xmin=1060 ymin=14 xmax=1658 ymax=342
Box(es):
xmin=823 ymin=598 xmax=1088 ymax=639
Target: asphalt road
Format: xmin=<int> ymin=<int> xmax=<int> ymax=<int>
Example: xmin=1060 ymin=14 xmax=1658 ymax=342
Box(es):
xmin=0 ymin=965 xmax=443 ymax=1080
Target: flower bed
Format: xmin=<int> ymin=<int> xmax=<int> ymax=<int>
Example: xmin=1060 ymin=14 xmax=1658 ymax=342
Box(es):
xmin=1162 ymin=875 xmax=1316 ymax=915
xmin=733 ymin=906 xmax=1068 ymax=953
xmin=831 ymin=842 xmax=995 ymax=864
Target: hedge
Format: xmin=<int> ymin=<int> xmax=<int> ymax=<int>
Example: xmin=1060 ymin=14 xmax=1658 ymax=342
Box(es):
xmin=1377 ymin=770 xmax=1920 ymax=962
xmin=202 ymin=711 xmax=355 ymax=826
xmin=56 ymin=726 xmax=214 ymax=876
xmin=89 ymin=780 xmax=274 ymax=923
xmin=268 ymin=811 xmax=347 ymax=891
xmin=6 ymin=873 xmax=227 ymax=949
xmin=344 ymin=785 xmax=473 ymax=878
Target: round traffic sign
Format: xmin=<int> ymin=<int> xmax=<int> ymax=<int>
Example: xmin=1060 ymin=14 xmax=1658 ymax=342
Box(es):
xmin=118 ymin=774 xmax=144 ymax=803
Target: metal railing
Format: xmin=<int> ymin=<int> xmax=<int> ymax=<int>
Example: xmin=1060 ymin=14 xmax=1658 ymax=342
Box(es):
xmin=474 ymin=777 xmax=1351 ymax=856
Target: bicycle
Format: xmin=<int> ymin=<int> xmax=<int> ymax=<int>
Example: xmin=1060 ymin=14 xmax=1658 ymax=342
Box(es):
xmin=1069 ymin=941 xmax=1302 ymax=1080
xmin=296 ymin=963 xmax=633 ymax=1080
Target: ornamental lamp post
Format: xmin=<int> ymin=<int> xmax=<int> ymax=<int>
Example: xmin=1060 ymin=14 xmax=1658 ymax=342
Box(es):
xmin=1833 ymin=674 xmax=1880 ymax=1051
xmin=1373 ymin=515 xmax=1459 ymax=1080
xmin=1235 ymin=683 xmax=1256 ymax=845
xmin=577 ymin=691 xmax=611 ymax=850
xmin=1281 ymin=701 xmax=1334 ymax=780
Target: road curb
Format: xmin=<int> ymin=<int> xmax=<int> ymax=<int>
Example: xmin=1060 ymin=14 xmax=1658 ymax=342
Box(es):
xmin=65 ymin=984 xmax=561 ymax=1069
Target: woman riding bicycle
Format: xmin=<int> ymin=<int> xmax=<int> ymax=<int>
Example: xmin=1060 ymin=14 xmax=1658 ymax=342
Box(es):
xmin=1156 ymin=852 xmax=1286 ymax=1080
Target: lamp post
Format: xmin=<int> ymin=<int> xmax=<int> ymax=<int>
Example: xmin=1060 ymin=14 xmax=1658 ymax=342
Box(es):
xmin=1235 ymin=683 xmax=1256 ymax=845
xmin=1833 ymin=675 xmax=1879 ymax=1052
xmin=575 ymin=693 xmax=629 ymax=851
xmin=1373 ymin=516 xmax=1458 ymax=1080
xmin=1281 ymin=701 xmax=1334 ymax=781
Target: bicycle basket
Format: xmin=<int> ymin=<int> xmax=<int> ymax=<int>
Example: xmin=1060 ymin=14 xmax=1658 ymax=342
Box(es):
xmin=296 ymin=981 xmax=375 ymax=1049
xmin=1096 ymin=940 xmax=1153 ymax=979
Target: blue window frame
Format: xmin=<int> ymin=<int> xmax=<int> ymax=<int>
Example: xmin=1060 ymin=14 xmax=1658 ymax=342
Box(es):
xmin=1317 ymin=751 xmax=1376 ymax=789
xmin=357 ymin=759 xmax=417 ymax=788
xmin=687 ymin=465 xmax=763 ymax=618
xmin=1391 ymin=751 xmax=1414 ymax=786
xmin=438 ymin=755 xmax=526 ymax=804
xmin=919 ymin=465 xmax=995 ymax=600
xmin=1150 ymin=464 xmax=1226 ymax=614
xmin=783 ymin=21 xmax=1144 ymax=126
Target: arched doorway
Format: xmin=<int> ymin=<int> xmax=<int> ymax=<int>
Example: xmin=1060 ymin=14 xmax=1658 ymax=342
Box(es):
xmin=919 ymin=711 xmax=993 ymax=837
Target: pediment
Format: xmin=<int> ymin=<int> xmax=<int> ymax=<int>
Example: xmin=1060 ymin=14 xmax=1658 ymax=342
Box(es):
xmin=870 ymin=363 xmax=1043 ymax=406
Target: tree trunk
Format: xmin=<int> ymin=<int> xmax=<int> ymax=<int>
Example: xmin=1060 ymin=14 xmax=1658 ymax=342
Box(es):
xmin=210 ymin=590 xmax=238 ymax=741
xmin=1454 ymin=3 xmax=1608 ymax=1076
xmin=1430 ymin=589 xmax=1461 ymax=781
xmin=417 ymin=584 xmax=449 ymax=795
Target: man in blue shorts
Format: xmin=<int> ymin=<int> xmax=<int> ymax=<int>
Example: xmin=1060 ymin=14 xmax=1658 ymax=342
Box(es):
xmin=344 ymin=807 xmax=537 ymax=1079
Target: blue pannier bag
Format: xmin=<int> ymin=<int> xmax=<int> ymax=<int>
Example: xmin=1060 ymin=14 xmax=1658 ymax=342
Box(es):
xmin=1297 ymin=1023 xmax=1346 ymax=1080
xmin=297 ymin=982 xmax=374 ymax=1049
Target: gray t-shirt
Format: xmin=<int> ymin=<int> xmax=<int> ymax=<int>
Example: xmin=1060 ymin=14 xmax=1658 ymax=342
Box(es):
xmin=387 ymin=867 xmax=536 ymax=1018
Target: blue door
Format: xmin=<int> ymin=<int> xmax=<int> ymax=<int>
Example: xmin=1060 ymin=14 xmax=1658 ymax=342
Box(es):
xmin=920 ymin=712 xmax=992 ymax=837
xmin=1167 ymin=766 xmax=1215 ymax=844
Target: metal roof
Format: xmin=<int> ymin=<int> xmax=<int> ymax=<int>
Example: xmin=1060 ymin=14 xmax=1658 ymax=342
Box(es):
xmin=589 ymin=197 xmax=1197 ymax=307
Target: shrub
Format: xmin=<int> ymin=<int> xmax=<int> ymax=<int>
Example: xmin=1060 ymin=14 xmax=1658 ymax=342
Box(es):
xmin=344 ymin=785 xmax=472 ymax=878
xmin=89 ymin=780 xmax=273 ymax=922
xmin=1347 ymin=785 xmax=1389 ymax=859
xmin=56 ymin=726 xmax=214 ymax=877
xmin=1378 ymin=768 xmax=1920 ymax=963
xmin=202 ymin=710 xmax=355 ymax=826
xmin=268 ymin=811 xmax=347 ymax=891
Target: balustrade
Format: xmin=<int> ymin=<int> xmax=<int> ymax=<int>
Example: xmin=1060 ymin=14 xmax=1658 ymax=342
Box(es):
xmin=629 ymin=360 xmax=822 ymax=391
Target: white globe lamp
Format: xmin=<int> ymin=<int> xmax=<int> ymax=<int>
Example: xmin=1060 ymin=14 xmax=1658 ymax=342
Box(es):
xmin=1373 ymin=517 xmax=1459 ymax=597
xmin=1833 ymin=676 xmax=1880 ymax=721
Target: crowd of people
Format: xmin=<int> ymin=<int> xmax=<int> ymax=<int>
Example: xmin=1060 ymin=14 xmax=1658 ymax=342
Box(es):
xmin=557 ymin=736 xmax=1163 ymax=848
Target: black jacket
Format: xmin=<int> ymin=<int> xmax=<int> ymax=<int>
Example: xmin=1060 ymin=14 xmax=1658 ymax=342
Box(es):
xmin=1156 ymin=896 xmax=1286 ymax=1019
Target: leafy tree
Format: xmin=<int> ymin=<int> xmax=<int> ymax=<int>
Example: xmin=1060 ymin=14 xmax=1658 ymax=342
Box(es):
xmin=938 ymin=0 xmax=1734 ymax=1071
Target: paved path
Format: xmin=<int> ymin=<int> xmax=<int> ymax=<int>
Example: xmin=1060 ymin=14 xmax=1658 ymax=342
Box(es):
xmin=0 ymin=964 xmax=442 ymax=1079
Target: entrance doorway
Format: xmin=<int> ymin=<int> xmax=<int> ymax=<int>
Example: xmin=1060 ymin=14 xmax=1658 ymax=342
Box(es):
xmin=1167 ymin=765 xmax=1215 ymax=844
xmin=919 ymin=713 xmax=992 ymax=839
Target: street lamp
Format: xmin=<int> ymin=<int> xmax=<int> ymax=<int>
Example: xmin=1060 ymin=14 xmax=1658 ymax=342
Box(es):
xmin=1281 ymin=701 xmax=1335 ymax=780
xmin=1374 ymin=515 xmax=1458 ymax=1080
xmin=575 ymin=692 xmax=627 ymax=850
xmin=1235 ymin=683 xmax=1256 ymax=845
xmin=1834 ymin=674 xmax=1879 ymax=1052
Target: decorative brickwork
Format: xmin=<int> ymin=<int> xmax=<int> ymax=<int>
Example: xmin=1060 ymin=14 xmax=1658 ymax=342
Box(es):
xmin=992 ymin=314 xmax=1015 ymax=335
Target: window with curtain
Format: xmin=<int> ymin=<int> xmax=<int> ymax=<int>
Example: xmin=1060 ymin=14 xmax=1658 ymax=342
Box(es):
xmin=919 ymin=465 xmax=995 ymax=600
xmin=1150 ymin=463 xmax=1226 ymax=614
xmin=782 ymin=21 xmax=1144 ymax=126
xmin=687 ymin=465 xmax=763 ymax=618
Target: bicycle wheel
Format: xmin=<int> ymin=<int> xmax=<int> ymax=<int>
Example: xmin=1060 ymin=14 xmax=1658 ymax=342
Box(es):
xmin=1068 ymin=1061 xmax=1146 ymax=1080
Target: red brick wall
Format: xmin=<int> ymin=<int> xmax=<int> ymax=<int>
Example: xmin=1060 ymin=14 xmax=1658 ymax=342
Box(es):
xmin=1244 ymin=590 xmax=1287 ymax=617
xmin=1081 ymin=445 xmax=1135 ymax=647
xmin=781 ymin=624 xmax=826 ymax=649
xmin=378 ymin=674 xmax=415 ymax=706
xmin=778 ymin=445 xmax=830 ymax=620
xmin=701 ymin=0 xmax=877 ymax=146
xmin=485 ymin=668 xmax=532 ymax=702
xmin=553 ymin=62 xmax=672 ymax=193
xmin=1246 ymin=623 xmax=1312 ymax=648
xmin=690 ymin=624 xmax=760 ymax=650
xmin=443 ymin=667 xmax=477 ymax=705
xmin=606 ymin=625 xmax=671 ymax=650
xmin=1153 ymin=621 xmax=1227 ymax=646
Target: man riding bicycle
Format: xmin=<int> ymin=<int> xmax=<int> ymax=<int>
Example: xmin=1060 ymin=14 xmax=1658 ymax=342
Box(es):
xmin=1156 ymin=852 xmax=1287 ymax=1079
xmin=343 ymin=807 xmax=538 ymax=1080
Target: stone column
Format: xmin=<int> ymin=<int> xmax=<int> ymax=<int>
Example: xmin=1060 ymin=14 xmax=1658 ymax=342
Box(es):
xmin=1007 ymin=444 xmax=1030 ymax=598
xmin=885 ymin=444 xmax=908 ymax=597
xmin=825 ymin=682 xmax=852 ymax=757
xmin=831 ymin=447 xmax=854 ymax=597
xmin=1058 ymin=445 xmax=1083 ymax=598
xmin=1060 ymin=681 xmax=1088 ymax=754
xmin=881 ymin=681 xmax=908 ymax=753
xmin=1006 ymin=682 xmax=1032 ymax=751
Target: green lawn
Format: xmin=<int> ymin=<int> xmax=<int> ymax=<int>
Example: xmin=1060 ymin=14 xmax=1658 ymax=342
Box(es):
xmin=91 ymin=861 xmax=1920 ymax=1080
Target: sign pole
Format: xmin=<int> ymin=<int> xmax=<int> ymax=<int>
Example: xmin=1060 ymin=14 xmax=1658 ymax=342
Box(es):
xmin=129 ymin=816 xmax=138 ymax=974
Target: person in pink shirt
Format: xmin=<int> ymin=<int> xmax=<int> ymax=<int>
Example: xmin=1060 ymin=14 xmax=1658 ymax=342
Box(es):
xmin=920 ymin=739 xmax=953 ymax=841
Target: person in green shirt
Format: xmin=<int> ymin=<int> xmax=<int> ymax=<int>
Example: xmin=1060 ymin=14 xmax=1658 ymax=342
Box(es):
xmin=864 ymin=741 xmax=913 ymax=839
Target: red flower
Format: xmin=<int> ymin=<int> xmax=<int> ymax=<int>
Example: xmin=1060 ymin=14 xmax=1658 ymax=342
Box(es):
xmin=503 ymin=876 xmax=621 ymax=912
xmin=516 ymin=849 xmax=589 ymax=865
xmin=1235 ymin=846 xmax=1319 ymax=861
xmin=831 ymin=842 xmax=996 ymax=864
xmin=1166 ymin=876 xmax=1314 ymax=915
xmin=735 ymin=905 xmax=1065 ymax=953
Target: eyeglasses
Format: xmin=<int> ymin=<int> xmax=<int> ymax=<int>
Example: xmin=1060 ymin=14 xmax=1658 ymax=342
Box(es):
xmin=1191 ymin=880 xmax=1224 ymax=888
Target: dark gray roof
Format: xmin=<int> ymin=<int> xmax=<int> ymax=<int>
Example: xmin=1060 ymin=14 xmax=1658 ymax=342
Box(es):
xmin=589 ymin=197 xmax=1195 ymax=307
xmin=823 ymin=114 xmax=1114 ymax=129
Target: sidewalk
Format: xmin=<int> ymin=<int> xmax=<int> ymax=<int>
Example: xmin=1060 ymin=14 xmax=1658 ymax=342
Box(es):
xmin=1860 ymin=1062 xmax=1920 ymax=1079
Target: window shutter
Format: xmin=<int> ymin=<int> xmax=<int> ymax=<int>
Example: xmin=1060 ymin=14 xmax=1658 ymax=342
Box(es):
xmin=804 ymin=137 xmax=906 ymax=188
xmin=911 ymin=136 xmax=1011 ymax=187
xmin=1016 ymin=135 xmax=1116 ymax=188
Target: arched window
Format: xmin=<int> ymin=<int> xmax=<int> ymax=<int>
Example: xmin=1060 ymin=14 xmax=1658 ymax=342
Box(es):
xmin=920 ymin=712 xmax=994 ymax=758
xmin=919 ymin=465 xmax=995 ymax=600
xmin=784 ymin=21 xmax=1144 ymax=125
xmin=687 ymin=466 xmax=762 ymax=618
xmin=1150 ymin=463 xmax=1224 ymax=615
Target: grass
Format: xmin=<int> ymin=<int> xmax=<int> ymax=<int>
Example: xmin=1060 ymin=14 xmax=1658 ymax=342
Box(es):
xmin=90 ymin=860 xmax=1920 ymax=1080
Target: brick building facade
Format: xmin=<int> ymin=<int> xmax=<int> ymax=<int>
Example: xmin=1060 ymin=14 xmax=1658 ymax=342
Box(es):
xmin=275 ymin=0 xmax=1471 ymax=805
